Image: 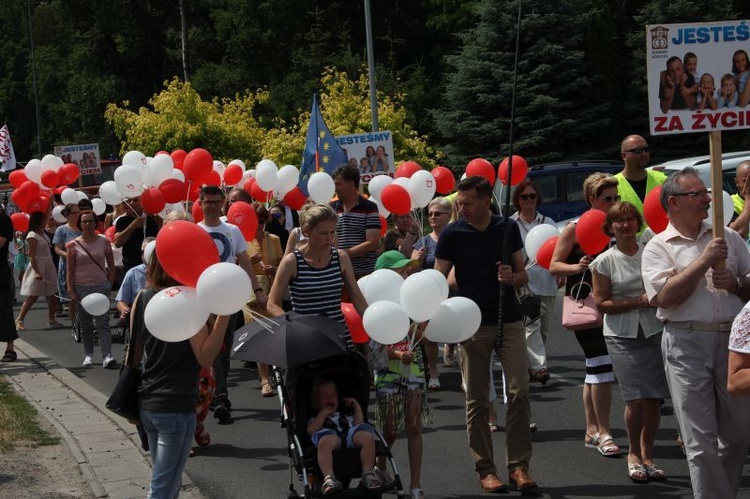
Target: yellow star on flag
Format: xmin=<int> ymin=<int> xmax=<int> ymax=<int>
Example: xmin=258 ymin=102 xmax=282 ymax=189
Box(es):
xmin=319 ymin=131 xmax=327 ymax=139
xmin=322 ymin=142 xmax=330 ymax=151
xmin=322 ymin=155 xmax=330 ymax=164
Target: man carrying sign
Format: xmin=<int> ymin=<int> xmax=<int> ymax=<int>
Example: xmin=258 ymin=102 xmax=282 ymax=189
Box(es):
xmin=642 ymin=167 xmax=750 ymax=498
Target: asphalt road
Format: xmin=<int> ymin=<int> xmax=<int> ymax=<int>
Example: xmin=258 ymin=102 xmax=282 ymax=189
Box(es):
xmin=13 ymin=289 xmax=750 ymax=499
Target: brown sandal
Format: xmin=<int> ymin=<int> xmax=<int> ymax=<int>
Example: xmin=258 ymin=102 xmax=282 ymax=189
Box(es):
xmin=1 ymin=350 xmax=17 ymax=362
xmin=260 ymin=381 xmax=275 ymax=397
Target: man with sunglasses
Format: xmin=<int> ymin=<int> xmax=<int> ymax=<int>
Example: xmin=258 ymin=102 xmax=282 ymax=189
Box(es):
xmin=615 ymin=135 xmax=667 ymax=235
xmin=642 ymin=167 xmax=750 ymax=498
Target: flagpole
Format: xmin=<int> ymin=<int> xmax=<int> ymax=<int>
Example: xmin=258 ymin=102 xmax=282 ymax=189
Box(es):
xmin=364 ymin=0 xmax=379 ymax=131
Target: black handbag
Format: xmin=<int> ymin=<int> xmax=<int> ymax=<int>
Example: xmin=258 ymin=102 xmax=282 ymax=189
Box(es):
xmin=105 ymin=292 xmax=143 ymax=424
xmin=517 ymin=284 xmax=543 ymax=326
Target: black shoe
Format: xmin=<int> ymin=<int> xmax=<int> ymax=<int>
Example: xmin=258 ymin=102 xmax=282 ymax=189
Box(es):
xmin=213 ymin=398 xmax=232 ymax=422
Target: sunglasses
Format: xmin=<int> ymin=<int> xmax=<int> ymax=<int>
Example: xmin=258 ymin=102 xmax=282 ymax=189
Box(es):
xmin=520 ymin=193 xmax=537 ymax=200
xmin=625 ymin=146 xmax=650 ymax=154
xmin=428 ymin=211 xmax=449 ymax=217
xmin=599 ymin=195 xmax=621 ymax=203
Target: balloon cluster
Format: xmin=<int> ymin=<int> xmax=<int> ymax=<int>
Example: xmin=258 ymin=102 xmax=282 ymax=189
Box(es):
xmin=340 ymin=269 xmax=481 ymax=347
xmin=367 ymin=162 xmax=454 ymax=217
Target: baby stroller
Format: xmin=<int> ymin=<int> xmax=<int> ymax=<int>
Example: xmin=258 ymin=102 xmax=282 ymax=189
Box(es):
xmin=277 ymin=351 xmax=405 ymax=498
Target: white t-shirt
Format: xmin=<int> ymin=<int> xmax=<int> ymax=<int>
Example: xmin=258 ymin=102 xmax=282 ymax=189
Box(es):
xmin=198 ymin=220 xmax=248 ymax=263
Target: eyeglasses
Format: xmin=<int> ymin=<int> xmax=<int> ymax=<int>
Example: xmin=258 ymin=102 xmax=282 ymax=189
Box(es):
xmin=202 ymin=199 xmax=223 ymax=206
xmin=624 ymin=146 xmax=650 ymax=154
xmin=427 ymin=211 xmax=449 ymax=217
xmin=80 ymin=219 xmax=96 ymax=225
xmin=612 ymin=216 xmax=637 ymax=226
xmin=598 ymin=195 xmax=621 ymax=203
xmin=673 ymin=189 xmax=710 ymax=198
xmin=520 ymin=193 xmax=537 ymax=200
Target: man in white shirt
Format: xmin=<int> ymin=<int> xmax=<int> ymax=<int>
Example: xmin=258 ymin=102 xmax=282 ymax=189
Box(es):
xmin=642 ymin=167 xmax=750 ymax=498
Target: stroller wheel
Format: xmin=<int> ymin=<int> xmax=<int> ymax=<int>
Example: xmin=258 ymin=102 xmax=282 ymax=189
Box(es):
xmin=71 ymin=315 xmax=82 ymax=343
xmin=287 ymin=490 xmax=299 ymax=498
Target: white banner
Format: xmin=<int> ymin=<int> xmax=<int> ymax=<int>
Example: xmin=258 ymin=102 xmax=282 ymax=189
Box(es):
xmin=0 ymin=124 xmax=17 ymax=172
xmin=647 ymin=21 xmax=750 ymax=135
xmin=335 ymin=131 xmax=395 ymax=184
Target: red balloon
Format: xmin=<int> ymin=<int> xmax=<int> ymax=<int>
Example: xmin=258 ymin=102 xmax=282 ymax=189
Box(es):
xmin=204 ymin=169 xmax=221 ymax=187
xmin=10 ymin=213 xmax=29 ymax=232
xmin=104 ymin=225 xmax=116 ymax=243
xmin=380 ymin=184 xmax=411 ymax=215
xmin=159 ymin=178 xmax=186 ymax=204
xmin=431 ymin=166 xmax=455 ymax=194
xmin=379 ymin=215 xmax=388 ymax=237
xmin=576 ymin=209 xmax=610 ymax=256
xmin=250 ymin=181 xmax=272 ymax=202
xmin=183 ymin=148 xmax=213 ymax=183
xmin=187 ymin=183 xmax=201 ymax=202
xmin=191 ymin=201 xmax=204 ymax=223
xmin=498 ymin=156 xmax=529 ymax=186
xmin=243 ymin=177 xmax=256 ymax=196
xmin=536 ymin=236 xmax=558 ymax=270
xmin=59 ymin=163 xmax=80 ymax=185
xmin=155 ymin=220 xmax=219 ymax=287
xmin=284 ymin=186 xmax=307 ymax=211
xmin=171 ymin=149 xmax=187 ymax=171
xmin=227 ymin=201 xmax=259 ymax=241
xmin=643 ymin=185 xmax=668 ymax=234
xmin=26 ymin=195 xmax=50 ymax=214
xmin=141 ymin=187 xmax=166 ymax=215
xmin=341 ymin=302 xmax=368 ymax=344
xmin=395 ymin=161 xmax=422 ymax=179
xmin=40 ymin=169 xmax=59 ymax=188
xmin=18 ymin=181 xmax=40 ymax=202
xmin=223 ymin=164 xmax=243 ymax=186
xmin=466 ymin=158 xmax=496 ymax=186
xmin=8 ymin=170 xmax=27 ymax=188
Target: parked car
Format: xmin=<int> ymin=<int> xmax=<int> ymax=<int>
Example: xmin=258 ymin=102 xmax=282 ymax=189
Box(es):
xmin=498 ymin=160 xmax=622 ymax=222
xmin=652 ymin=150 xmax=750 ymax=195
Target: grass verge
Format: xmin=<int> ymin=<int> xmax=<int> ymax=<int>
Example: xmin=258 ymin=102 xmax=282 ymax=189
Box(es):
xmin=0 ymin=374 xmax=61 ymax=452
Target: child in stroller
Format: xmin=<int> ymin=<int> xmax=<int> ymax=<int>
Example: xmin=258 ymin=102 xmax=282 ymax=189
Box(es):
xmin=308 ymin=379 xmax=381 ymax=495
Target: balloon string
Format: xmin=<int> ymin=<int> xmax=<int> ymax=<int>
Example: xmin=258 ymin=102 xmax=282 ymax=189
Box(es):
xmin=525 ymin=261 xmax=537 ymax=270
xmin=407 ymin=321 xmax=421 ymax=352
xmin=247 ymin=309 xmax=280 ymax=331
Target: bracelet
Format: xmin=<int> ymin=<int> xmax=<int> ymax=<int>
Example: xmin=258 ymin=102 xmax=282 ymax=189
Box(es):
xmin=254 ymin=287 xmax=263 ymax=294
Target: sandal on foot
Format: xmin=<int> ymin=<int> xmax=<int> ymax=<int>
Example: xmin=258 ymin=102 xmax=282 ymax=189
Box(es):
xmin=410 ymin=488 xmax=425 ymax=499
xmin=1 ymin=350 xmax=17 ymax=362
xmin=47 ymin=320 xmax=63 ymax=328
xmin=597 ymin=434 xmax=621 ymax=457
xmin=584 ymin=431 xmax=600 ymax=448
xmin=489 ymin=423 xmax=501 ymax=433
xmin=361 ymin=470 xmax=382 ymax=490
xmin=628 ymin=462 xmax=647 ymax=483
xmin=260 ymin=381 xmax=275 ymax=397
xmin=15 ymin=320 xmax=25 ymax=331
xmin=322 ymin=474 xmax=343 ymax=495
xmin=427 ymin=377 xmax=441 ymax=391
xmin=644 ymin=463 xmax=666 ymax=481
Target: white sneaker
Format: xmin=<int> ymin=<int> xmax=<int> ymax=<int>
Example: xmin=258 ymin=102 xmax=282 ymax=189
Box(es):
xmin=82 ymin=356 xmax=93 ymax=367
xmin=102 ymin=355 xmax=116 ymax=369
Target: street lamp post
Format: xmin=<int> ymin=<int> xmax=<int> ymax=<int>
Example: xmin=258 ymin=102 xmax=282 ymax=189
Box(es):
xmin=364 ymin=0 xmax=379 ymax=132
xmin=27 ymin=0 xmax=42 ymax=156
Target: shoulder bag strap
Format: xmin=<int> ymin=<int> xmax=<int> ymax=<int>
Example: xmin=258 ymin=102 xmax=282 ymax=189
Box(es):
xmin=126 ymin=290 xmax=145 ymax=367
xmin=74 ymin=238 xmax=109 ymax=279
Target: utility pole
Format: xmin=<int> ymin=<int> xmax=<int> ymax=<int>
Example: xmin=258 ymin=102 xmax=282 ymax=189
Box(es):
xmin=27 ymin=0 xmax=42 ymax=156
xmin=179 ymin=0 xmax=189 ymax=81
xmin=364 ymin=0 xmax=378 ymax=132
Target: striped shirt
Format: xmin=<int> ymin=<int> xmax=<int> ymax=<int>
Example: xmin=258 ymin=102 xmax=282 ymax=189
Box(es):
xmin=331 ymin=196 xmax=380 ymax=276
xmin=290 ymin=248 xmax=353 ymax=350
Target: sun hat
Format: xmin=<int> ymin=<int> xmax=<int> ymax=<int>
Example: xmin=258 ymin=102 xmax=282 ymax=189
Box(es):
xmin=375 ymin=250 xmax=420 ymax=271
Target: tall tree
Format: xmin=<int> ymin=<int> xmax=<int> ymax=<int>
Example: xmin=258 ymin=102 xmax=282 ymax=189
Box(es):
xmin=435 ymin=0 xmax=613 ymax=168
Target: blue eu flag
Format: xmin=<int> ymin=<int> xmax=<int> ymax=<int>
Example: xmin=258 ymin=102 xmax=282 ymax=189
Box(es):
xmin=299 ymin=94 xmax=348 ymax=195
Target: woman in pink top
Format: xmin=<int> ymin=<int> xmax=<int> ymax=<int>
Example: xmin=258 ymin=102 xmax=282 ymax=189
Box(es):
xmin=67 ymin=211 xmax=116 ymax=368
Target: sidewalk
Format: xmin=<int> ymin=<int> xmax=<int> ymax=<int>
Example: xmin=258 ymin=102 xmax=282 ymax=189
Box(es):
xmin=0 ymin=338 xmax=207 ymax=499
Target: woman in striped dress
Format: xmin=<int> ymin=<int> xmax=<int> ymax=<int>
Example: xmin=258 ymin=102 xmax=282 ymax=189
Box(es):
xmin=267 ymin=204 xmax=368 ymax=350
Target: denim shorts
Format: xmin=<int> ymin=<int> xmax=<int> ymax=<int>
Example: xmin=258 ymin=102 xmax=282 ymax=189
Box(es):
xmin=311 ymin=423 xmax=375 ymax=448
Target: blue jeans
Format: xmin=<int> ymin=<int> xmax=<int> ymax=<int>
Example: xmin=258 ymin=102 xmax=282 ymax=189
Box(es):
xmin=74 ymin=282 xmax=112 ymax=358
xmin=140 ymin=409 xmax=196 ymax=499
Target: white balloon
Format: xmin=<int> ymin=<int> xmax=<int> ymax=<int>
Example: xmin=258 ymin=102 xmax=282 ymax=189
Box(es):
xmin=196 ymin=262 xmax=253 ymax=315
xmin=159 ymin=202 xmax=185 ymax=218
xmin=80 ymin=293 xmax=111 ymax=317
xmin=144 ymin=286 xmax=210 ymax=342
xmin=524 ymin=224 xmax=559 ymax=262
xmin=99 ymin=181 xmax=123 ymax=206
xmin=357 ymin=275 xmax=370 ymax=297
xmin=308 ymin=172 xmax=335 ymax=204
xmin=372 ymin=198 xmax=390 ymax=218
xmin=400 ymin=272 xmax=443 ymax=321
xmin=213 ymin=160 xmax=226 ymax=177
xmin=25 ymin=159 xmax=43 ymax=184
xmin=171 ymin=169 xmax=185 ymax=182
xmin=362 ymin=269 xmax=404 ymax=305
xmin=228 ymin=159 xmax=246 ymax=171
xmin=276 ymin=165 xmax=300 ymax=195
xmin=41 ymin=154 xmax=64 ymax=172
xmin=408 ymin=170 xmax=437 ymax=208
xmin=52 ymin=205 xmax=66 ymax=224
xmin=77 ymin=191 xmax=89 ymax=202
xmin=91 ymin=198 xmax=106 ymax=216
xmin=368 ymin=174 xmax=393 ymax=201
xmin=143 ymin=240 xmax=156 ymax=266
xmin=362 ymin=301 xmax=411 ymax=345
xmin=114 ymin=165 xmax=144 ymax=197
xmin=424 ymin=297 xmax=481 ymax=343
xmin=706 ymin=190 xmax=735 ymax=227
xmin=393 ymin=177 xmax=410 ymax=189
xmin=417 ymin=269 xmax=450 ymax=301
xmin=255 ymin=159 xmax=279 ymax=192
xmin=146 ymin=154 xmax=174 ymax=187
xmin=122 ymin=150 xmax=148 ymax=168
xmin=61 ymin=188 xmax=78 ymax=205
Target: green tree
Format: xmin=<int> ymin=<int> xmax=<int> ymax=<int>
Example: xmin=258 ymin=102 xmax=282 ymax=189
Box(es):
xmin=435 ymin=0 xmax=614 ymax=168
